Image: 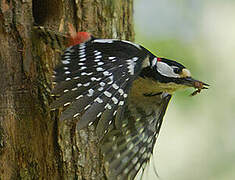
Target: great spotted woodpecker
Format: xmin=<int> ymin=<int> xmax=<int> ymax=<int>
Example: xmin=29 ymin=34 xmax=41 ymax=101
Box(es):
xmin=36 ymin=26 xmax=208 ymax=179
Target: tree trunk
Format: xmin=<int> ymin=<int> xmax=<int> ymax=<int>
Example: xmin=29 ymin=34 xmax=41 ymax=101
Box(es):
xmin=0 ymin=0 xmax=134 ymax=179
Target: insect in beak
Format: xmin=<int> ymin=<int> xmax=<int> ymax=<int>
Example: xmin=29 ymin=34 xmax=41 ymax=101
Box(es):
xmin=183 ymin=77 xmax=209 ymax=96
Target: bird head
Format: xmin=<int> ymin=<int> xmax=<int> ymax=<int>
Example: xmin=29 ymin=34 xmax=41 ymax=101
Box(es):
xmin=140 ymin=57 xmax=209 ymax=95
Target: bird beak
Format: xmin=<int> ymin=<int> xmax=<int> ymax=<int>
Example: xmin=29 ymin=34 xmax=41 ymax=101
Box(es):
xmin=183 ymin=77 xmax=209 ymax=96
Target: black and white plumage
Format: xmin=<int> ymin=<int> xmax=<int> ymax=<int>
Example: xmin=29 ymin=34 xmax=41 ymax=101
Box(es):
xmin=51 ymin=36 xmax=208 ymax=179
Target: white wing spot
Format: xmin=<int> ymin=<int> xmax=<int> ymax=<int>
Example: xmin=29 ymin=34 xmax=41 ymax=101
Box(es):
xmin=104 ymin=91 xmax=112 ymax=97
xmin=95 ymin=97 xmax=103 ymax=103
xmin=97 ymin=62 xmax=104 ymax=66
xmin=96 ymin=67 xmax=104 ymax=72
xmin=79 ymin=51 xmax=85 ymax=56
xmin=62 ymin=60 xmax=70 ymax=64
xmin=84 ymin=104 xmax=91 ymax=110
xmin=79 ymin=54 xmax=86 ymax=58
xmin=97 ymin=112 xmax=102 ymax=117
xmin=63 ymin=89 xmax=69 ymax=93
xmin=118 ymin=89 xmax=124 ymax=95
xmin=127 ymin=60 xmax=135 ymax=75
xmin=80 ymin=58 xmax=86 ymax=61
xmin=64 ymin=102 xmax=71 ymax=106
xmin=65 ymin=77 xmax=71 ymax=81
xmin=132 ymin=57 xmax=138 ymax=61
xmin=88 ymin=121 xmax=93 ymax=126
xmin=76 ymin=95 xmax=83 ymax=100
xmin=63 ymin=67 xmax=69 ymax=70
xmin=79 ymin=48 xmax=85 ymax=53
xmin=83 ymin=82 xmax=90 ymax=87
xmin=108 ymin=75 xmax=114 ymax=83
xmin=105 ymin=103 xmax=112 ymax=110
xmin=73 ymin=113 xmax=79 ymax=118
xmin=87 ymin=89 xmax=94 ymax=97
xmin=63 ymin=52 xmax=71 ymax=56
xmin=95 ymin=55 xmax=102 ymax=59
xmin=119 ymin=101 xmax=124 ymax=106
xmin=81 ymin=72 xmax=93 ymax=76
xmin=77 ymin=83 xmax=82 ymax=87
xmin=94 ymin=59 xmax=100 ymax=62
xmin=65 ymin=71 xmax=70 ymax=74
xmin=100 ymin=82 xmax=106 ymax=87
xmin=103 ymin=71 xmax=110 ymax=76
xmin=79 ymin=44 xmax=86 ymax=49
xmin=112 ymin=83 xmax=119 ymax=89
xmin=98 ymin=87 xmax=104 ymax=91
xmin=72 ymin=87 xmax=78 ymax=91
xmin=63 ymin=55 xmax=70 ymax=59
xmin=108 ymin=57 xmax=116 ymax=60
xmin=91 ymin=77 xmax=102 ymax=81
xmin=112 ymin=97 xmax=118 ymax=104
xmin=80 ymin=66 xmax=87 ymax=70
xmin=78 ymin=62 xmax=85 ymax=65
xmin=94 ymin=51 xmax=101 ymax=56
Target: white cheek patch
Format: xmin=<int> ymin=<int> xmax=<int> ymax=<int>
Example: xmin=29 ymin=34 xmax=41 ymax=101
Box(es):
xmin=157 ymin=62 xmax=180 ymax=78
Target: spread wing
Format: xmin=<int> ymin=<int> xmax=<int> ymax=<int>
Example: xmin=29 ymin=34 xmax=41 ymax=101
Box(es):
xmin=51 ymin=39 xmax=148 ymax=131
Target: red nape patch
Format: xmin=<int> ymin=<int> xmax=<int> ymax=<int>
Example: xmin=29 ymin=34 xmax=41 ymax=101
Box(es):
xmin=157 ymin=57 xmax=162 ymax=61
xmin=68 ymin=23 xmax=91 ymax=46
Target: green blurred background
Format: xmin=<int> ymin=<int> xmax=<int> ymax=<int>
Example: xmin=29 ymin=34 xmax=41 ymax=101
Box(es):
xmin=134 ymin=0 xmax=235 ymax=180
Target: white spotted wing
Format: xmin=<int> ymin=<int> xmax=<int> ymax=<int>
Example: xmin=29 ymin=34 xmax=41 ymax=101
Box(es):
xmin=51 ymin=39 xmax=148 ymax=131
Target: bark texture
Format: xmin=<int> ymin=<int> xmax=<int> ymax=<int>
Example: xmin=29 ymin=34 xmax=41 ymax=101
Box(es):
xmin=0 ymin=0 xmax=134 ymax=179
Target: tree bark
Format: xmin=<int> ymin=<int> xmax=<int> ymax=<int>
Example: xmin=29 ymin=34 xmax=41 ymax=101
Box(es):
xmin=0 ymin=0 xmax=134 ymax=179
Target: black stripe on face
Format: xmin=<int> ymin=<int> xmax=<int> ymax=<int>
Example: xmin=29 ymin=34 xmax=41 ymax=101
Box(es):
xmin=139 ymin=66 xmax=187 ymax=84
xmin=160 ymin=58 xmax=185 ymax=69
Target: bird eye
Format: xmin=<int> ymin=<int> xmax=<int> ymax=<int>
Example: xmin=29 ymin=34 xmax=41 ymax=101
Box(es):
xmin=173 ymin=67 xmax=181 ymax=74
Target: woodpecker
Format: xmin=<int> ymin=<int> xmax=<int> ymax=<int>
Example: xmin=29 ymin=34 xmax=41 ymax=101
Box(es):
xmin=39 ymin=28 xmax=208 ymax=179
